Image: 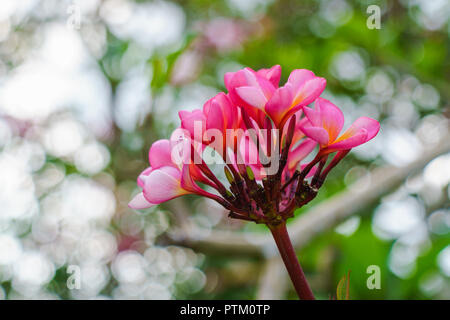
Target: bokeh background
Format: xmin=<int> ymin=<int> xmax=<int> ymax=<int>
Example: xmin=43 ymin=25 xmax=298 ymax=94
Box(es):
xmin=0 ymin=0 xmax=449 ymax=300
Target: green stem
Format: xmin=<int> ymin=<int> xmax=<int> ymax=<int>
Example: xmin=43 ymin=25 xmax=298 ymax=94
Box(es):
xmin=269 ymin=222 xmax=315 ymax=300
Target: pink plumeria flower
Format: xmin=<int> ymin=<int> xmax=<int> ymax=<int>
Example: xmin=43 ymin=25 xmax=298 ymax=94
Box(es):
xmin=130 ymin=66 xmax=380 ymax=231
xmin=300 ymin=97 xmax=380 ymax=155
xmin=179 ymin=92 xmax=241 ymax=149
xmin=266 ymin=69 xmax=326 ymax=129
xmin=226 ymin=66 xmax=326 ymax=129
xmin=225 ymin=65 xmax=280 ymax=126
xmin=128 ymin=135 xmax=216 ymax=210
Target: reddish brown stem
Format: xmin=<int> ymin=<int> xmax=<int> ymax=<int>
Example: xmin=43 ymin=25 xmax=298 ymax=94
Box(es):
xmin=269 ymin=222 xmax=315 ymax=300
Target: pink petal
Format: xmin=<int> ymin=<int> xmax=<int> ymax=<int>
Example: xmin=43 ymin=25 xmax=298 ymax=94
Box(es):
xmin=346 ymin=117 xmax=380 ymax=141
xmin=257 ymin=65 xmax=281 ymax=88
xmin=128 ymin=192 xmax=155 ymax=210
xmin=149 ymin=139 xmax=172 ymax=169
xmin=178 ymin=110 xmax=192 ymax=120
xmin=143 ymin=166 xmax=189 ymax=204
xmin=224 ymin=72 xmax=235 ymax=90
xmin=277 ymin=104 xmax=304 ymax=130
xmin=294 ymin=77 xmax=326 ymax=106
xmin=287 ymin=139 xmax=317 ymax=170
xmin=242 ymin=68 xmax=259 ymax=86
xmin=203 ymin=92 xmax=227 ymax=114
xmin=300 ymin=126 xmax=330 ymax=146
xmin=265 ymin=85 xmax=293 ymax=126
xmin=256 ymin=75 xmax=277 ymax=100
xmin=326 ymin=130 xmax=368 ymax=151
xmin=222 ymin=95 xmax=239 ymax=129
xmin=287 ymin=69 xmax=316 ymax=92
xmin=315 ymin=98 xmax=344 ymax=143
xmin=225 ymin=70 xmax=249 ymax=96
xmin=237 ymin=68 xmax=276 ymax=99
xmin=325 ymin=117 xmax=380 ymax=151
xmin=226 ymin=68 xmax=274 ymax=104
xmin=235 ymin=86 xmax=268 ymax=110
xmin=180 ymin=163 xmax=201 ymax=193
xmin=291 ymin=127 xmax=306 ymax=147
xmin=169 ymin=129 xmax=192 ymax=168
xmin=137 ymin=167 xmax=153 ymax=188
xmin=206 ymin=100 xmax=225 ymax=132
xmin=303 ymin=106 xmax=321 ymax=126
xmin=225 ymin=69 xmax=269 ymax=126
xmin=180 ymin=110 xmax=206 ymax=140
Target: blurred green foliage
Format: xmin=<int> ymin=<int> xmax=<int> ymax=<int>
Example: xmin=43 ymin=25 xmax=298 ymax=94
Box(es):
xmin=1 ymin=0 xmax=448 ymax=300
xmin=146 ymin=0 xmax=448 ymax=300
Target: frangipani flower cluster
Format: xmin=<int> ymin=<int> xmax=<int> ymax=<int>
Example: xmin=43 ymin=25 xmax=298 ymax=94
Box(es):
xmin=130 ymin=65 xmax=380 ymax=227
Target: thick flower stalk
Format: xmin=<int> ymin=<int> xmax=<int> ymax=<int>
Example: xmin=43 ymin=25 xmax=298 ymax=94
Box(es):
xmin=129 ymin=65 xmax=380 ymax=300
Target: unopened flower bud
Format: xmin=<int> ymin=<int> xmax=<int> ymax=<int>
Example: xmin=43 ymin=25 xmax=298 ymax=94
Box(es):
xmin=224 ymin=166 xmax=234 ymax=184
xmin=246 ymin=166 xmax=255 ymax=180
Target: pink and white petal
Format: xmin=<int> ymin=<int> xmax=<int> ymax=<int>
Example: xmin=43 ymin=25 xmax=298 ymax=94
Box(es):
xmin=287 ymin=139 xmax=317 ymax=170
xmin=265 ymin=85 xmax=293 ymax=126
xmin=291 ymin=130 xmax=305 ymax=147
xmin=235 ymin=86 xmax=268 ymax=110
xmin=169 ymin=131 xmax=192 ymax=168
xmin=178 ymin=110 xmax=192 ymax=120
xmin=137 ymin=167 xmax=153 ymax=188
xmin=204 ymin=92 xmax=228 ymax=115
xmin=287 ymin=69 xmax=316 ymax=93
xmin=216 ymin=92 xmax=233 ymax=109
xmin=143 ymin=166 xmax=189 ymax=204
xmin=180 ymin=110 xmax=206 ymax=139
xmin=303 ymin=106 xmax=321 ymax=127
xmin=225 ymin=70 xmax=249 ymax=95
xmin=149 ymin=139 xmax=173 ymax=169
xmin=224 ymin=72 xmax=236 ymax=90
xmin=257 ymin=65 xmax=281 ymax=88
xmin=222 ymin=94 xmax=239 ymax=129
xmin=206 ymin=101 xmax=225 ymax=132
xmin=278 ymin=104 xmax=304 ymax=130
xmin=345 ymin=117 xmax=380 ymax=141
xmin=256 ymin=75 xmax=277 ymax=100
xmin=300 ymin=126 xmax=330 ymax=146
xmin=242 ymin=68 xmax=259 ymax=87
xmin=180 ymin=163 xmax=201 ymax=193
xmin=326 ymin=129 xmax=368 ymax=152
xmin=206 ymin=100 xmax=225 ymax=132
xmin=316 ymin=98 xmax=344 ymax=142
xmin=295 ymin=77 xmax=326 ymax=106
xmin=226 ymin=72 xmax=266 ymax=124
xmin=128 ymin=192 xmax=155 ymax=210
